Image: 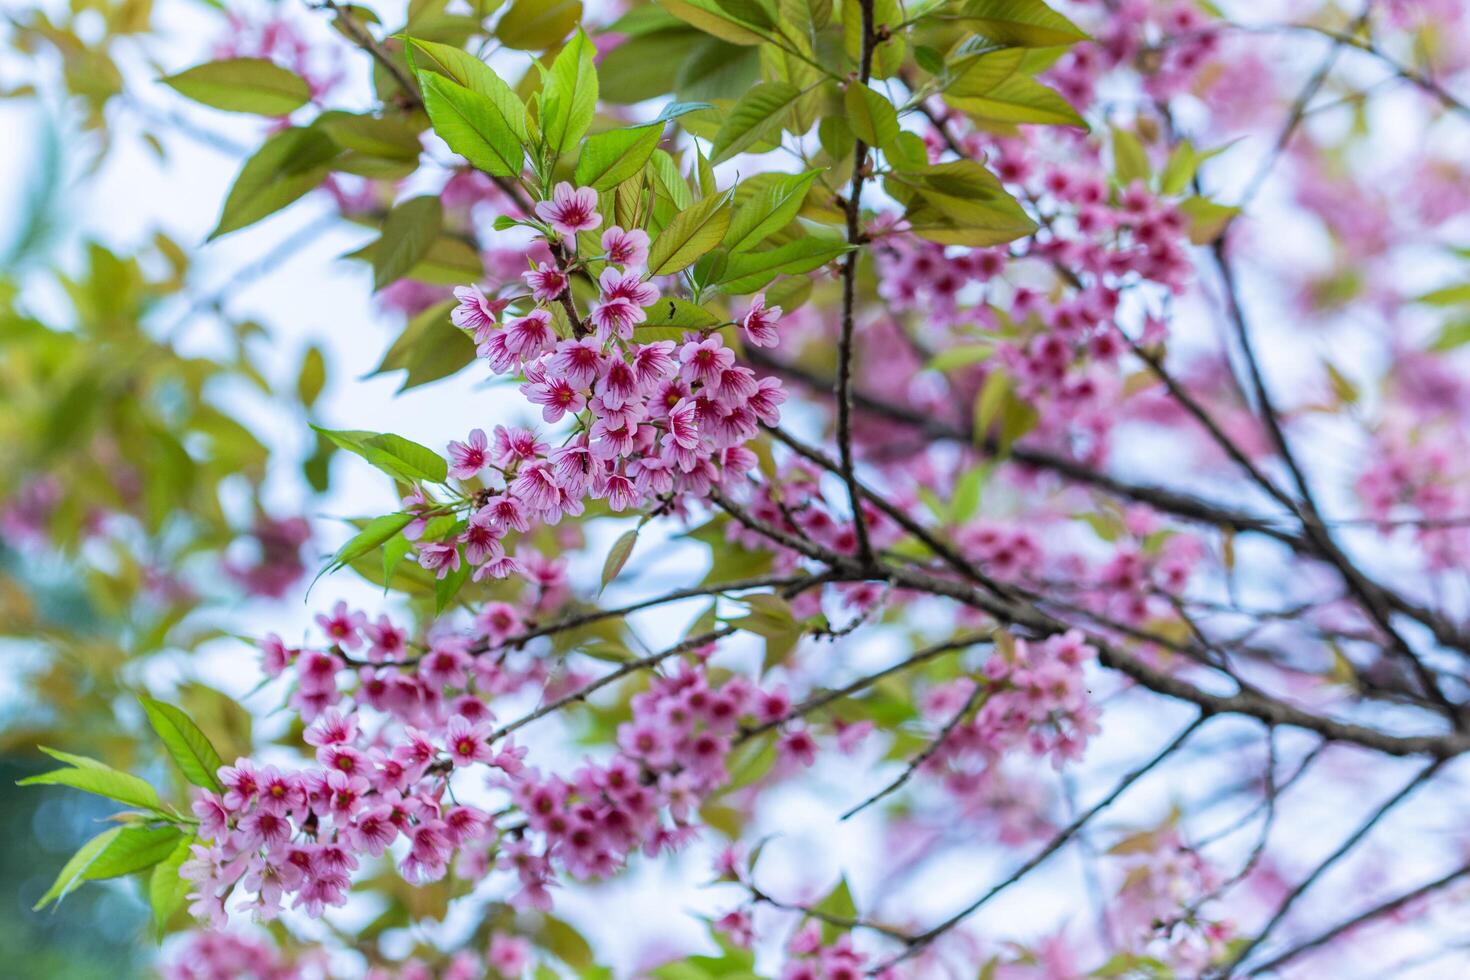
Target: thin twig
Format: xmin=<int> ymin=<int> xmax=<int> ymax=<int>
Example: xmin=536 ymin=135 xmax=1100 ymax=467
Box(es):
xmin=840 ymin=677 xmax=986 ymax=820
xmin=881 ymin=715 xmax=1209 ymax=967
xmin=1214 ymin=757 xmax=1446 ymax=976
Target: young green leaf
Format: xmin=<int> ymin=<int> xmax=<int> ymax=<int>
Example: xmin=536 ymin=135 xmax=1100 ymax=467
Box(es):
xmin=1112 ymin=126 xmax=1150 ymax=186
xmin=947 ymin=74 xmax=1087 ymax=129
xmin=140 ymin=697 xmax=226 ymax=793
xmin=318 ymin=112 xmax=423 ymax=160
xmin=715 ymin=237 xmax=851 ymax=293
xmin=297 ymin=345 xmax=326 ymax=408
xmin=434 ymin=551 xmax=470 ymax=615
xmin=83 ymin=824 xmax=186 ymax=881
xmin=946 ymin=47 xmax=1026 ymax=98
xmin=32 ymin=828 xmax=121 ymax=910
xmin=209 ymin=127 xmax=339 ymax=240
xmin=20 ymin=748 xmax=167 ymax=814
xmin=161 ymin=58 xmax=311 ymax=116
xmin=601 ymin=528 xmax=639 ymax=592
xmin=541 ymin=30 xmax=599 ymax=156
xmin=418 ymin=72 xmax=525 ymax=177
xmin=496 ymin=0 xmax=583 ymax=50
xmin=974 ymin=367 xmax=1011 ymax=443
xmin=574 ymin=124 xmax=662 ymax=191
xmin=955 ymin=0 xmax=1089 ymax=47
xmin=724 ymin=170 xmax=820 ymax=253
xmin=328 ymin=513 xmax=416 ymax=575
xmin=641 ymin=298 xmax=723 ymax=331
xmin=662 ymin=0 xmax=770 ymax=45
xmin=373 ymin=196 xmax=443 ymax=290
xmin=710 ymin=81 xmax=801 ymax=163
xmin=363 ymin=433 xmax=450 ymax=483
xmin=149 ymin=834 xmax=196 ymax=935
xmin=844 ymin=83 xmax=900 ymax=149
xmin=647 ymin=190 xmax=734 ymax=276
xmin=312 ymin=426 xmax=449 ymax=484
xmin=405 ymin=38 xmax=528 ymax=141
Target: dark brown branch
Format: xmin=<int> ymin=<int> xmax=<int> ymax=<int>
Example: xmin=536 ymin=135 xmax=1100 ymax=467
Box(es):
xmin=834 ymin=0 xmax=879 ymax=568
xmin=709 ymin=488 xmax=1470 ymax=759
xmin=747 ymin=349 xmax=1470 ymax=656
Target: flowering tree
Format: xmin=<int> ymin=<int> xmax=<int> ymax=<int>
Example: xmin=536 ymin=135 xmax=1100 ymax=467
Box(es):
xmin=13 ymin=0 xmax=1470 ymax=977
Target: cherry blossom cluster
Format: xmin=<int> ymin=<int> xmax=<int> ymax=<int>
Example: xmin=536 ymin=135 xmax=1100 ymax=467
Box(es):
xmin=224 ymin=513 xmax=312 ymax=599
xmin=1112 ymin=828 xmax=1234 ymax=973
xmin=417 ymin=183 xmax=786 ymax=582
xmin=162 ymin=929 xmax=309 ymax=980
xmin=186 ymin=601 xmax=825 ymax=928
xmin=924 ymin=629 xmax=1101 ymax=769
xmin=1044 ymin=0 xmax=1228 ymax=109
xmin=772 ymin=923 xmax=894 ymax=980
xmin=161 ymin=927 xmax=531 ymax=979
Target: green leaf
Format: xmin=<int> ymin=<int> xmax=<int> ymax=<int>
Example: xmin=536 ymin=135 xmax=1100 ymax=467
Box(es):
xmin=418 ymin=72 xmax=525 ymax=177
xmin=208 ymin=127 xmax=338 ymax=239
xmin=1112 ymin=126 xmax=1149 ymax=186
xmin=1177 ymin=195 xmax=1239 ymax=245
xmin=33 ymin=828 xmax=121 ymax=910
xmin=662 ymin=0 xmax=770 ymax=45
xmin=641 ymin=297 xmax=722 ymax=330
xmin=928 ymin=343 xmax=993 ymax=371
xmin=1418 ymin=283 xmax=1470 ymax=307
xmin=149 ymin=834 xmax=195 ymax=936
xmin=601 ymin=528 xmax=639 ymax=592
xmin=84 ymin=824 xmax=186 ymax=881
xmin=1159 ymin=140 xmax=1199 ymax=196
xmin=406 ymin=38 xmax=528 ymax=141
xmin=649 ymin=149 xmax=695 ymax=210
xmin=946 ymin=47 xmax=1026 ymax=98
xmin=365 ymin=433 xmax=450 ymax=483
xmin=715 ymin=237 xmax=851 ymax=293
xmin=952 ymin=464 xmax=991 ymax=521
xmin=648 ymin=190 xmax=734 ymax=275
xmin=1429 ymin=319 xmax=1470 ymax=351
xmin=349 ymin=238 xmax=483 ymax=286
xmin=574 ymin=124 xmax=663 ymax=191
xmin=897 ymin=171 xmax=1037 ymax=247
xmin=371 ymin=298 xmax=477 ymax=390
xmin=947 ymin=73 xmax=1087 ymax=128
xmin=20 ymin=748 xmax=166 ymax=814
xmin=319 ymin=112 xmax=423 ymax=160
xmin=140 ymin=697 xmax=226 ymax=793
xmin=599 ymin=29 xmax=703 ymax=104
xmin=297 ymin=345 xmax=326 ymax=407
xmin=311 ymin=426 xmax=450 ymax=483
xmin=813 ymin=876 xmax=859 ymax=942
xmin=974 ymin=367 xmax=1011 ymax=443
xmin=382 ymin=531 xmax=415 ymax=592
xmin=373 ymin=196 xmax=443 ymax=290
xmin=844 ymin=83 xmax=900 ymax=149
xmin=328 ymin=513 xmax=416 ymax=575
xmin=541 ymin=29 xmax=599 ymax=156
xmin=497 ymin=0 xmax=583 ymax=49
xmin=725 ymin=170 xmax=820 ymax=253
xmin=710 ymin=81 xmax=801 ymax=163
xmin=161 ymin=57 xmax=311 ymax=115
xmin=955 ymin=0 xmax=1088 ymax=46
xmin=651 ymin=100 xmax=715 ymax=124
xmin=434 ymin=550 xmax=470 ymax=614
